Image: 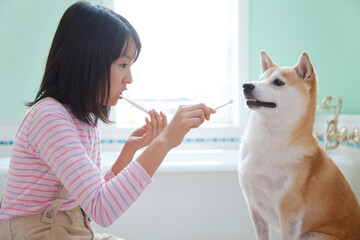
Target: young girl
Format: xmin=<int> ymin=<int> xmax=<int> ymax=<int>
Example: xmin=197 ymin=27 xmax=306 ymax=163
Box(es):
xmin=0 ymin=1 xmax=215 ymax=239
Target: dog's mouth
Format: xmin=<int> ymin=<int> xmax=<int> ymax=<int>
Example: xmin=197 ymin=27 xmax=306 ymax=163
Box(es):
xmin=246 ymin=97 xmax=276 ymax=108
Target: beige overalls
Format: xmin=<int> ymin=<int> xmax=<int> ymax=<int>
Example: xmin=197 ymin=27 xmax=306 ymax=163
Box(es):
xmin=0 ymin=185 xmax=122 ymax=240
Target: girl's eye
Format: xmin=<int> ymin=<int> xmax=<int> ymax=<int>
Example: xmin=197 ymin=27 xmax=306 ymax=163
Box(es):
xmin=119 ymin=64 xmax=127 ymax=69
xmin=273 ymin=79 xmax=285 ymax=86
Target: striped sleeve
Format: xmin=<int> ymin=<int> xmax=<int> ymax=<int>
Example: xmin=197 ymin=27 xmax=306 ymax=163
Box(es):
xmin=104 ymin=168 xmax=116 ymax=181
xmin=27 ymin=102 xmax=152 ymax=227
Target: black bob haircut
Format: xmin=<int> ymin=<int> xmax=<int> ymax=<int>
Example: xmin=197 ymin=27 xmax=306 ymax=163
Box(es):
xmin=28 ymin=1 xmax=141 ymax=126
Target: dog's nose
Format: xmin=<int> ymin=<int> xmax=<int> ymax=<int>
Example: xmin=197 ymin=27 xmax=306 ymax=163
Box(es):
xmin=243 ymin=83 xmax=255 ymax=90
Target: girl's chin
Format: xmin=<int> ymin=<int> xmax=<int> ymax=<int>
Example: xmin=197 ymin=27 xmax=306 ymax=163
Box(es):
xmin=104 ymin=98 xmax=118 ymax=107
xmin=110 ymin=100 xmax=118 ymax=106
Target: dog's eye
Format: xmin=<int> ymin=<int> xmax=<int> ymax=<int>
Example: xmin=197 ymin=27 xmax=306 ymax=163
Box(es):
xmin=273 ymin=79 xmax=285 ymax=86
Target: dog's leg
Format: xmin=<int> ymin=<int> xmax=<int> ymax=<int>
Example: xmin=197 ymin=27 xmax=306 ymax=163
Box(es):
xmin=280 ymin=217 xmax=303 ymax=240
xmin=250 ymin=208 xmax=270 ymax=240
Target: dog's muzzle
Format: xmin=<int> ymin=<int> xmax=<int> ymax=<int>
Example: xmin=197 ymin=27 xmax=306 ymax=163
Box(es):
xmin=242 ymin=83 xmax=276 ymax=109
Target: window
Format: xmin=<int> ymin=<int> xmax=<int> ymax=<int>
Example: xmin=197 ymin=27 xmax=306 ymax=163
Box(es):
xmin=112 ymin=0 xmax=244 ymax=128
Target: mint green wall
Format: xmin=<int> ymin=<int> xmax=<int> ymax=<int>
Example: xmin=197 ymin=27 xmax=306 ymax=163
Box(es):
xmin=1 ymin=0 xmax=359 ymax=121
xmin=250 ymin=0 xmax=360 ymax=114
xmin=0 ymin=0 xmax=103 ymax=121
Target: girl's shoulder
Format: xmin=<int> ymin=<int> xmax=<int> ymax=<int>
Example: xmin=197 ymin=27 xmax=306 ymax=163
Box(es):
xmin=29 ymin=97 xmax=70 ymax=117
xmin=27 ymin=97 xmax=74 ymax=126
xmin=18 ymin=98 xmax=78 ymax=149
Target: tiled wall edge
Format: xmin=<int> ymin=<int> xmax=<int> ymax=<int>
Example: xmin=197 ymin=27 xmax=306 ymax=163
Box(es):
xmin=1 ymin=137 xmax=359 ymax=149
xmin=0 ymin=137 xmax=242 ymax=146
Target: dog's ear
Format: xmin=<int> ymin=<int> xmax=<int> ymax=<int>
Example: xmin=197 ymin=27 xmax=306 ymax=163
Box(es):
xmin=295 ymin=52 xmax=314 ymax=80
xmin=261 ymin=51 xmax=278 ymax=73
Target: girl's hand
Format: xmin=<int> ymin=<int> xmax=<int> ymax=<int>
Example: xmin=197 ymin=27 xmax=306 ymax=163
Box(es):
xmin=125 ymin=109 xmax=167 ymax=153
xmin=135 ymin=103 xmax=215 ymax=177
xmin=159 ymin=103 xmax=216 ymax=149
xmin=112 ymin=109 xmax=167 ymax=175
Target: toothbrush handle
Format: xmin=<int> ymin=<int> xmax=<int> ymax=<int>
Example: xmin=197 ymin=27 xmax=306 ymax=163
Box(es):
xmin=214 ymin=102 xmax=230 ymax=110
xmin=123 ymin=97 xmax=149 ymax=114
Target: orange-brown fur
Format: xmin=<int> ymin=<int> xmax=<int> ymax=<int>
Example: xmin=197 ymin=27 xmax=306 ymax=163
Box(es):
xmin=280 ymin=55 xmax=360 ymax=239
xmin=281 ymin=147 xmax=360 ymax=239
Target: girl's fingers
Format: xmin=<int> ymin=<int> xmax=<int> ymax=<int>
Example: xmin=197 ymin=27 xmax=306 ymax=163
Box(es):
xmin=184 ymin=109 xmax=205 ymax=124
xmin=149 ymin=110 xmax=157 ymax=139
xmin=145 ymin=117 xmax=152 ymax=139
xmin=184 ymin=107 xmax=214 ymax=124
xmin=160 ymin=111 xmax=168 ymax=129
xmin=184 ymin=117 xmax=202 ymax=129
xmin=148 ymin=109 xmax=167 ymax=138
xmin=183 ymin=103 xmax=216 ymax=114
xmin=145 ymin=117 xmax=151 ymax=129
xmin=153 ymin=110 xmax=163 ymax=136
xmin=204 ymin=107 xmax=215 ymax=121
xmin=179 ymin=104 xmax=215 ymax=121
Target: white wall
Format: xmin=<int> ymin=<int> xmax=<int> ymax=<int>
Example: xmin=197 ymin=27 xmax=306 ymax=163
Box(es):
xmin=95 ymin=171 xmax=253 ymax=240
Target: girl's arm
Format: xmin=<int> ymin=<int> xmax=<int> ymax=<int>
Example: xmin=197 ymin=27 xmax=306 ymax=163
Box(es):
xmin=137 ymin=103 xmax=215 ymax=177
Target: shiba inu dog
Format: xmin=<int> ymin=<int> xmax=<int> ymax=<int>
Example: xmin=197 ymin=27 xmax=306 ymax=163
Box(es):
xmin=238 ymin=51 xmax=360 ymax=240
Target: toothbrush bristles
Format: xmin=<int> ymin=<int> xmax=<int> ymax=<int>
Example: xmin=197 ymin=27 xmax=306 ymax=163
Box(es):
xmin=214 ymin=99 xmax=234 ymax=110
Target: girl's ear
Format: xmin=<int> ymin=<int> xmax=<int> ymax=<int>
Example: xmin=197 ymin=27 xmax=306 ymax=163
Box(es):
xmin=294 ymin=52 xmax=314 ymax=79
xmin=260 ymin=51 xmax=278 ymax=73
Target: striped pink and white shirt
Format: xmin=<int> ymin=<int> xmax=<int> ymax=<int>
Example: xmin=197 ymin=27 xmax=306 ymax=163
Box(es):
xmin=0 ymin=99 xmax=152 ymax=227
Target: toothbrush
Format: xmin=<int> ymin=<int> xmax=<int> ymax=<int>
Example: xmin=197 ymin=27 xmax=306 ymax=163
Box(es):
xmin=121 ymin=95 xmax=149 ymax=114
xmin=214 ymin=99 xmax=234 ymax=110
xmin=121 ymin=95 xmax=233 ymax=113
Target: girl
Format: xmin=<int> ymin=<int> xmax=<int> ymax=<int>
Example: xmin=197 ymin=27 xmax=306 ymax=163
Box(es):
xmin=0 ymin=1 xmax=215 ymax=239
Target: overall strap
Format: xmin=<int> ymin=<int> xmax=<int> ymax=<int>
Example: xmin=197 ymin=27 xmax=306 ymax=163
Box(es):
xmin=42 ymin=185 xmax=69 ymax=223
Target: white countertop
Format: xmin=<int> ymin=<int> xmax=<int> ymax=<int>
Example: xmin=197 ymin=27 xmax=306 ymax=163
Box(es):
xmin=0 ymin=150 xmax=239 ymax=175
xmin=0 ymin=149 xmax=353 ymax=174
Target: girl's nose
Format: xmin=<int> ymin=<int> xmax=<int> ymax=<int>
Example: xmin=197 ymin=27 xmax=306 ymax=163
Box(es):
xmin=125 ymin=72 xmax=133 ymax=84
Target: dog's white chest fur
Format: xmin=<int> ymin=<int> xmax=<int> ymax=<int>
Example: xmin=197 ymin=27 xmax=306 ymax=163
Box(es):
xmin=239 ymin=147 xmax=293 ymax=229
xmin=238 ymin=114 xmax=305 ymax=230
